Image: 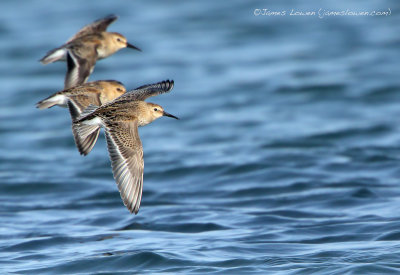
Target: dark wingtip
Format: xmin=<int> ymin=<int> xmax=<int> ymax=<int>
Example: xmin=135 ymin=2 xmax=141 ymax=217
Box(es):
xmin=126 ymin=203 xmax=139 ymax=214
xmin=102 ymin=14 xmax=119 ymax=21
xmin=161 ymin=79 xmax=174 ymax=92
xmin=107 ymin=14 xmax=118 ymax=19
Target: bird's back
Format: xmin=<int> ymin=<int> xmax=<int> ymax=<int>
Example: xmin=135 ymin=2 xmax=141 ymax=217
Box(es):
xmin=78 ymin=100 xmax=141 ymax=123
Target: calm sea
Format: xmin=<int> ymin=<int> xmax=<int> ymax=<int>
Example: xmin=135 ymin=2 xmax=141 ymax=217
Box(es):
xmin=1 ymin=0 xmax=400 ymax=274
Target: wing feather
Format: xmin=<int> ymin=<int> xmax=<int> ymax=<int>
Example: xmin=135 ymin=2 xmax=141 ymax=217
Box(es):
xmin=66 ymin=15 xmax=118 ymax=43
xmin=65 ymin=48 xmax=96 ymax=89
xmin=115 ymin=80 xmax=174 ymax=102
xmin=104 ymin=120 xmax=143 ymax=214
xmin=69 ymin=93 xmax=101 ymax=115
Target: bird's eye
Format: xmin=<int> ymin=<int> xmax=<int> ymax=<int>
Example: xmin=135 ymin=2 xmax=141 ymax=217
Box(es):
xmin=117 ymin=38 xmax=121 ymax=42
xmin=154 ymin=108 xmax=158 ymax=111
xmin=116 ymin=88 xmax=122 ymax=92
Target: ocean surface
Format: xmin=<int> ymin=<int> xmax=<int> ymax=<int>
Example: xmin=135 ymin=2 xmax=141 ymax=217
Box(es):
xmin=1 ymin=0 xmax=400 ymax=274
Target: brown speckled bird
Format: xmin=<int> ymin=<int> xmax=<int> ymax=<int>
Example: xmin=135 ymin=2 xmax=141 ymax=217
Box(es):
xmin=36 ymin=80 xmax=126 ymax=154
xmin=40 ymin=15 xmax=141 ymax=89
xmin=73 ymin=80 xmax=178 ymax=214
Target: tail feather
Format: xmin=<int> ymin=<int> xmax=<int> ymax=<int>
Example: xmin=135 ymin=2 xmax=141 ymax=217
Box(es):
xmin=40 ymin=47 xmax=67 ymax=64
xmin=36 ymin=94 xmax=67 ymax=109
xmin=36 ymin=98 xmax=58 ymax=109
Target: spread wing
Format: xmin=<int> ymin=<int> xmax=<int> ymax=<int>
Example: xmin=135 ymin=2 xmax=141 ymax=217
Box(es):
xmin=68 ymin=100 xmax=101 ymax=156
xmin=68 ymin=93 xmax=101 ymax=116
xmin=104 ymin=120 xmax=144 ymax=214
xmin=67 ymin=90 xmax=101 ymax=122
xmin=66 ymin=14 xmax=118 ymax=43
xmin=116 ymin=80 xmax=174 ymax=102
xmin=65 ymin=47 xmax=97 ymax=89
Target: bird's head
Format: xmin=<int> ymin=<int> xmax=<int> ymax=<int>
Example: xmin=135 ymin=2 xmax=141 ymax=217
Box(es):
xmin=99 ymin=80 xmax=126 ymax=103
xmin=144 ymin=102 xmax=179 ymax=124
xmin=109 ymin=32 xmax=141 ymax=52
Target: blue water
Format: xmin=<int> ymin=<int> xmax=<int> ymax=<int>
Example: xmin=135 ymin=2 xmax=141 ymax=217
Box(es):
xmin=1 ymin=0 xmax=400 ymax=274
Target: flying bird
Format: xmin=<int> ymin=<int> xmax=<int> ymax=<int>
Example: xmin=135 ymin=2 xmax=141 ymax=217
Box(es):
xmin=36 ymin=80 xmax=126 ymax=154
xmin=73 ymin=80 xmax=178 ymax=214
xmin=40 ymin=15 xmax=141 ymax=89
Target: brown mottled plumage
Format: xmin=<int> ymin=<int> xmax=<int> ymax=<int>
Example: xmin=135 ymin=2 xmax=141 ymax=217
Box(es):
xmin=73 ymin=80 xmax=178 ymax=214
xmin=36 ymin=80 xmax=126 ymax=154
xmin=40 ymin=15 xmax=141 ymax=89
xmin=36 ymin=80 xmax=126 ymax=116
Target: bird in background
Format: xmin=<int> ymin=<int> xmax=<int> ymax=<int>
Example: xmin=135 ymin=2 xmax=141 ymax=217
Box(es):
xmin=73 ymin=80 xmax=178 ymax=214
xmin=36 ymin=80 xmax=127 ymax=153
xmin=40 ymin=15 xmax=141 ymax=89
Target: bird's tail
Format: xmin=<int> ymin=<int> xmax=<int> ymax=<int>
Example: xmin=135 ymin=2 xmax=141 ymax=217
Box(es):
xmin=36 ymin=94 xmax=66 ymax=109
xmin=36 ymin=99 xmax=57 ymax=109
xmin=40 ymin=46 xmax=67 ymax=64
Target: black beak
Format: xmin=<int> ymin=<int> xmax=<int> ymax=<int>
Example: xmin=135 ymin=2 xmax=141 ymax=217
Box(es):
xmin=163 ymin=111 xmax=179 ymax=120
xmin=126 ymin=42 xmax=142 ymax=51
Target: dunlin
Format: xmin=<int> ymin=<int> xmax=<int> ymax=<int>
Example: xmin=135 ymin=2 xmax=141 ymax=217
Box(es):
xmin=37 ymin=80 xmax=126 ymax=154
xmin=73 ymin=80 xmax=178 ymax=214
xmin=40 ymin=15 xmax=141 ymax=89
